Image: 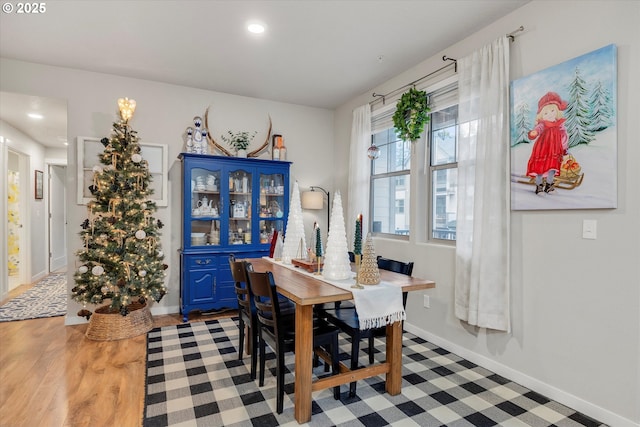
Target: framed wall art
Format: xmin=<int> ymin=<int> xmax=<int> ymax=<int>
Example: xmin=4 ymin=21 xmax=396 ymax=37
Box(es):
xmin=510 ymin=44 xmax=617 ymax=210
xmin=76 ymin=136 xmax=169 ymax=206
xmin=34 ymin=170 xmax=43 ymax=199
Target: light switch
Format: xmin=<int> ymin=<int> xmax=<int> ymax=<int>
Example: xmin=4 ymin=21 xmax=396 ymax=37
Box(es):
xmin=582 ymin=219 xmax=597 ymax=239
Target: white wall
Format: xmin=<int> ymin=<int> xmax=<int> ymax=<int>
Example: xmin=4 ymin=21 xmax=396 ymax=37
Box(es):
xmin=334 ymin=1 xmax=639 ymax=425
xmin=1 ymin=1 xmax=638 ymax=425
xmin=0 ymin=58 xmax=335 ymax=322
xmin=45 ymin=147 xmax=68 ymax=165
xmin=0 ymin=119 xmax=48 ymax=282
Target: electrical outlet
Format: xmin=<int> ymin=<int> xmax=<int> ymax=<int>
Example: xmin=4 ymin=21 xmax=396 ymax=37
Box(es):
xmin=423 ymin=295 xmax=430 ymax=308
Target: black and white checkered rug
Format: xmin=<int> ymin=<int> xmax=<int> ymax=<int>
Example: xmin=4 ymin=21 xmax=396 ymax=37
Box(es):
xmin=143 ymin=318 xmax=606 ymax=427
xmin=0 ymin=273 xmax=66 ymax=322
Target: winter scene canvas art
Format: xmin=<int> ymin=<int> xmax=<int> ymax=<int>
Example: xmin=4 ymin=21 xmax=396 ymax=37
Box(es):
xmin=510 ymin=44 xmax=617 ymax=210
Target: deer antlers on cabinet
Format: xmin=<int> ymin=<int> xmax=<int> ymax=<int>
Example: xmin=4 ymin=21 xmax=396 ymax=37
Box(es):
xmin=204 ymin=106 xmax=272 ymax=158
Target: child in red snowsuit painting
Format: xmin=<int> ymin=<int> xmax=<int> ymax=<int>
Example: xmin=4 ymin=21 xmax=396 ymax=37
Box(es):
xmin=527 ymin=92 xmax=569 ymax=194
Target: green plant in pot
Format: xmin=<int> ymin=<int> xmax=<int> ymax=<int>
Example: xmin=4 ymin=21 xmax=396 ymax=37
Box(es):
xmin=221 ymin=131 xmax=257 ymax=156
xmin=392 ymin=87 xmax=430 ymax=143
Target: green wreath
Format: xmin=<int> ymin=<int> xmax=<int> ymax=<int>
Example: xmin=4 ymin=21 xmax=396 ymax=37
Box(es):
xmin=392 ymin=87 xmax=430 ymax=142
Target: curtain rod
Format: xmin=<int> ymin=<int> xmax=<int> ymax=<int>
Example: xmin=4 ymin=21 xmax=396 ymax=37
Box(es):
xmin=507 ymin=25 xmax=524 ymax=41
xmin=370 ymin=60 xmax=456 ymax=106
xmin=370 ymin=25 xmax=524 ymax=106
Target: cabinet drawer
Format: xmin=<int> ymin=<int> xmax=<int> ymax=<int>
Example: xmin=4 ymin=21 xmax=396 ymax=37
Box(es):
xmin=186 ymin=256 xmax=217 ymax=268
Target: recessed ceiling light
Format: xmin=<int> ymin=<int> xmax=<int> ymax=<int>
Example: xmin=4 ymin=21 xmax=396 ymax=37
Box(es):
xmin=247 ymin=23 xmax=265 ymax=34
xmin=28 ymin=113 xmax=43 ymax=119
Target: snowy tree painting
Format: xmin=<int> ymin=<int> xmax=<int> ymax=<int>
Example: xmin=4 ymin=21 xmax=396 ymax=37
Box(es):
xmin=588 ymin=80 xmax=614 ymax=132
xmin=510 ymin=44 xmax=617 ymax=210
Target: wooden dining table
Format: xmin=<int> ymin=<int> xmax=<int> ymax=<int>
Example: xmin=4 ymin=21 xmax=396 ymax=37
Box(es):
xmin=248 ymin=258 xmax=436 ymax=423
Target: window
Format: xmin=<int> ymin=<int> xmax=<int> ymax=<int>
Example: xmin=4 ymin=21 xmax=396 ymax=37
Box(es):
xmin=429 ymin=104 xmax=458 ymax=241
xmin=369 ymin=128 xmax=411 ymax=236
xmin=369 ymin=74 xmax=458 ymax=241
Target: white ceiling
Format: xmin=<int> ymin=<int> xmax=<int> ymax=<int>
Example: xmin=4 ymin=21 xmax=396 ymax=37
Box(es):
xmin=0 ymin=0 xmax=528 ymax=147
xmin=0 ymin=92 xmax=68 ymax=148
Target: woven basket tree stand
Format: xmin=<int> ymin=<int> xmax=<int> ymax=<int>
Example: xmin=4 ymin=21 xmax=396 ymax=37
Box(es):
xmin=85 ymin=301 xmax=153 ymax=341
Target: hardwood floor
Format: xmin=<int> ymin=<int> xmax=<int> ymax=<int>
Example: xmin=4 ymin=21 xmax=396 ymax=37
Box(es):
xmin=0 ymin=310 xmax=235 ymax=427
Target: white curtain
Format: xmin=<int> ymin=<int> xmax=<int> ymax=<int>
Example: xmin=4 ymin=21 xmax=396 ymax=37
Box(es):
xmin=347 ymin=104 xmax=371 ymax=240
xmin=454 ymin=37 xmax=511 ymax=332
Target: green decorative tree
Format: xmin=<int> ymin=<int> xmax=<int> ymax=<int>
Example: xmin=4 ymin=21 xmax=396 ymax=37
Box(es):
xmin=353 ymin=218 xmax=362 ymax=255
xmin=314 ymin=225 xmax=323 ymax=275
xmin=72 ymin=98 xmax=167 ymax=317
xmin=315 ymin=226 xmax=323 ymax=258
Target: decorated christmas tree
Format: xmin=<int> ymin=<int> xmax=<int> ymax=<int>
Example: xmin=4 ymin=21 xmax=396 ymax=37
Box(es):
xmin=281 ymin=181 xmax=306 ymax=264
xmin=322 ymin=191 xmax=351 ymax=280
xmin=72 ymin=98 xmax=167 ymax=317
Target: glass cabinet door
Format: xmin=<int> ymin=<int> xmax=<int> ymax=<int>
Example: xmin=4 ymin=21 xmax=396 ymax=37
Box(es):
xmin=190 ymin=167 xmax=221 ymax=247
xmin=259 ymin=172 xmax=286 ymax=244
xmin=228 ymin=168 xmax=252 ymax=245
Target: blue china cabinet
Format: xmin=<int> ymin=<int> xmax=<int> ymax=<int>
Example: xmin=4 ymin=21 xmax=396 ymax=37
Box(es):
xmin=179 ymin=153 xmax=290 ymax=321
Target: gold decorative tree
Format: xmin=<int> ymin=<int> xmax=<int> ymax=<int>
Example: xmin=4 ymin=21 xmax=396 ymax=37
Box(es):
xmin=359 ymin=233 xmax=380 ymax=285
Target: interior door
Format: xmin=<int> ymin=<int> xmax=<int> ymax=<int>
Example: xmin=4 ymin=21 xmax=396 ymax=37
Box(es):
xmin=49 ymin=165 xmax=67 ymax=272
xmin=7 ymin=153 xmax=20 ymax=290
xmin=6 ymin=150 xmax=26 ymax=290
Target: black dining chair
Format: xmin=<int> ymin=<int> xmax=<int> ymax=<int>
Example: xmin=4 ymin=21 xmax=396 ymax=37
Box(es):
xmin=245 ymin=266 xmax=341 ymax=414
xmin=229 ymin=255 xmax=295 ymax=379
xmin=315 ymin=252 xmax=357 ymax=315
xmin=322 ymin=256 xmax=414 ymax=397
xmin=228 ymin=255 xmax=258 ymax=380
xmin=316 ymin=255 xmax=412 ymax=316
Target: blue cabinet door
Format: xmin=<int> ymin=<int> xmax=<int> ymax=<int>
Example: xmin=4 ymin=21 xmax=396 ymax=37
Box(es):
xmin=189 ymin=269 xmax=216 ymax=303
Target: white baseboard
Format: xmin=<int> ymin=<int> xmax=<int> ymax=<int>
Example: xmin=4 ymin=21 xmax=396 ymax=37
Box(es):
xmin=64 ymin=314 xmax=87 ymax=326
xmin=150 ymin=305 xmax=180 ymax=316
xmin=403 ymin=322 xmax=638 ymax=427
xmin=31 ymin=271 xmax=47 ymax=283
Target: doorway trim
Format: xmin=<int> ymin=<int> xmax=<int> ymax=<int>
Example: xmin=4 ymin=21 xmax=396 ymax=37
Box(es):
xmin=47 ymin=162 xmax=67 ymax=273
xmin=2 ymin=147 xmax=30 ymax=296
xmin=0 ymin=137 xmax=7 ymax=299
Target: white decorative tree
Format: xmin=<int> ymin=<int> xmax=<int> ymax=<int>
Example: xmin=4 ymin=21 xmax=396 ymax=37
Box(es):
xmin=322 ymin=191 xmax=352 ymax=280
xmin=273 ymin=232 xmax=284 ymax=260
xmin=281 ymin=181 xmax=306 ymax=264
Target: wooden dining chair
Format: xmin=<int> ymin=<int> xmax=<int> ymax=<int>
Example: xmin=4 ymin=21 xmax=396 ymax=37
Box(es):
xmin=228 ymin=255 xmax=258 ymax=380
xmin=322 ymin=256 xmax=414 ymax=397
xmin=245 ymin=266 xmax=341 ymax=413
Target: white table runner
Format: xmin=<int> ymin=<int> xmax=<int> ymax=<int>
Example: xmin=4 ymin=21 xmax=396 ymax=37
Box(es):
xmin=262 ymin=257 xmax=405 ymax=330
